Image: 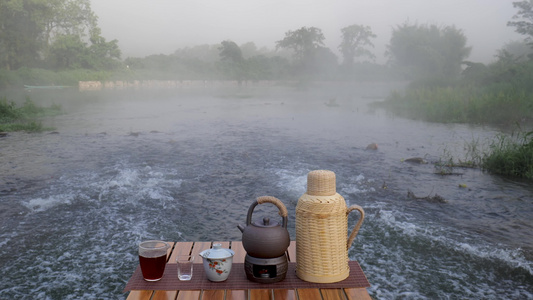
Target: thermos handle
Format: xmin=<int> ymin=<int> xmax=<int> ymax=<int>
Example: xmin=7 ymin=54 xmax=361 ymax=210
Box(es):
xmin=346 ymin=205 xmax=365 ymax=250
xmin=246 ymin=196 xmax=289 ymax=228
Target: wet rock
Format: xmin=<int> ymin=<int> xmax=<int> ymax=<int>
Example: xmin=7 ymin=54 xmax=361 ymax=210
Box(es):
xmin=366 ymin=143 xmax=378 ymax=150
xmin=404 ymin=157 xmax=428 ymax=164
xmin=325 ymin=98 xmax=339 ymax=107
xmin=0 ymin=132 xmax=7 ymax=137
xmin=407 ymin=189 xmax=447 ymax=203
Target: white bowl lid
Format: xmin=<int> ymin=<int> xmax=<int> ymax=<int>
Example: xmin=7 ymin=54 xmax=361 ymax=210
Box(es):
xmin=199 ymin=243 xmax=235 ymax=259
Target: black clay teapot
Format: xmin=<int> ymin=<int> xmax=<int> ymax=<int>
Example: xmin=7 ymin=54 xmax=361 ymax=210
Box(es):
xmin=237 ymin=196 xmax=290 ymax=258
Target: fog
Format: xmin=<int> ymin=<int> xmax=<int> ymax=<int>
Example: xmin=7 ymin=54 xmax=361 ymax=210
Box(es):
xmin=91 ymin=0 xmax=522 ymax=64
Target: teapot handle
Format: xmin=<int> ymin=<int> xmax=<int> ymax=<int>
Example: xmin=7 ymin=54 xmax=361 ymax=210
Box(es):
xmin=346 ymin=205 xmax=365 ymax=250
xmin=246 ymin=196 xmax=288 ymax=228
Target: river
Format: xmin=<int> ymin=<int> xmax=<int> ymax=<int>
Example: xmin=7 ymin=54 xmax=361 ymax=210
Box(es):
xmin=0 ymin=82 xmax=532 ymax=299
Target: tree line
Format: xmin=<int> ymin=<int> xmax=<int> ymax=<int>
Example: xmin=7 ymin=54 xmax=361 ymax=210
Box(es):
xmin=2 ymin=0 xmax=533 ymax=85
xmin=0 ymin=0 xmax=120 ymax=71
xmin=123 ymin=23 xmax=470 ymax=82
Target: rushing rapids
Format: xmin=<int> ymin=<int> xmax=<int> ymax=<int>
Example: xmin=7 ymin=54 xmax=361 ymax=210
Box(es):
xmin=1 ymin=83 xmax=532 ymax=299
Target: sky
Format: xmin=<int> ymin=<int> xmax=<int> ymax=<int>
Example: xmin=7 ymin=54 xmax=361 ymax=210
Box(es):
xmin=90 ymin=0 xmax=523 ymax=63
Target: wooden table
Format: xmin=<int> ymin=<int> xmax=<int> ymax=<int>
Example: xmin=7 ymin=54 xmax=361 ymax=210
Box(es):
xmin=126 ymin=241 xmax=371 ymax=300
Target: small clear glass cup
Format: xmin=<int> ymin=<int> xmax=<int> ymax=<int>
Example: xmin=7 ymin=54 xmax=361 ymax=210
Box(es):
xmin=138 ymin=240 xmax=170 ymax=281
xmin=176 ymin=255 xmax=194 ymax=281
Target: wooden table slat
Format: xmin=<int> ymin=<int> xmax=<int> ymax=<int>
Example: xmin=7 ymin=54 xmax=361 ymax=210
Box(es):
xmin=126 ymin=290 xmax=154 ymax=300
xmin=296 ymin=288 xmax=322 ymax=300
xmin=202 ymin=289 xmax=226 ymax=300
xmin=152 ymin=290 xmax=179 ymax=300
xmin=272 ymin=289 xmax=296 ymax=300
xmin=169 ymin=241 xmax=194 ymax=264
xmin=230 ymin=241 xmax=246 ymax=263
xmin=321 ymin=288 xmax=347 ymax=300
xmin=225 ymin=289 xmax=247 ymax=300
xmin=177 ymin=290 xmax=201 ymax=300
xmin=344 ymin=288 xmax=372 ymax=300
xmin=249 ymin=289 xmax=272 ymax=300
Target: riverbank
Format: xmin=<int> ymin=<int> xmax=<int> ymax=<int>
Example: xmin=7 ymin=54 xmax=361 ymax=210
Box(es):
xmin=0 ymin=97 xmax=61 ymax=132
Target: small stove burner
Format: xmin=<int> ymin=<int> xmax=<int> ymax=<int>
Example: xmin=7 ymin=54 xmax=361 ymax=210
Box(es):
xmin=244 ymin=254 xmax=288 ymax=283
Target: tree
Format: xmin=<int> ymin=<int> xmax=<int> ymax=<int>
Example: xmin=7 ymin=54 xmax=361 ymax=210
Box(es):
xmin=387 ymin=22 xmax=471 ymax=79
xmin=497 ymin=40 xmax=533 ymax=62
xmin=339 ymin=24 xmax=376 ymax=67
xmin=40 ymin=0 xmax=98 ymax=56
xmin=85 ymin=27 xmax=121 ymax=69
xmin=0 ymin=0 xmax=49 ymax=69
xmin=276 ymin=26 xmax=338 ymax=77
xmin=218 ymin=40 xmax=245 ymax=81
xmin=508 ymin=1 xmax=533 ymax=44
xmin=48 ymin=34 xmax=87 ymax=68
xmin=218 ymin=40 xmax=244 ymax=63
xmin=276 ymin=27 xmax=325 ymax=64
xmin=0 ymin=0 xmax=120 ymax=70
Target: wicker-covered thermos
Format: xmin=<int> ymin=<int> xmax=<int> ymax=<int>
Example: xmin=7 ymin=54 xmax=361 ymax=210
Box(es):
xmin=295 ymin=170 xmax=365 ymax=283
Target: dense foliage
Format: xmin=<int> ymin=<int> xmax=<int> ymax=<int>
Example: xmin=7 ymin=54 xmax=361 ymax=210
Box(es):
xmin=386 ymin=22 xmax=471 ymax=80
xmin=339 ymin=24 xmax=377 ymax=66
xmin=482 ymin=130 xmax=533 ymax=179
xmin=0 ymin=97 xmax=61 ymax=132
xmin=0 ymin=0 xmax=121 ymax=71
xmin=374 ymin=1 xmax=533 ymax=179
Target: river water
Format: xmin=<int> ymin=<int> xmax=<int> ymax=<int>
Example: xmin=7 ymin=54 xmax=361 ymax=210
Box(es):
xmin=1 ymin=83 xmax=532 ymax=299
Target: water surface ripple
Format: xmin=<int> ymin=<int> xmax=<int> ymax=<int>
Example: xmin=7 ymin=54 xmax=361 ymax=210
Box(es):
xmin=0 ymin=84 xmax=531 ymax=299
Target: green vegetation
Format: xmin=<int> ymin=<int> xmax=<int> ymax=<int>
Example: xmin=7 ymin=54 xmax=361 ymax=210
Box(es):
xmin=0 ymin=0 xmax=120 ymax=71
xmin=387 ymin=22 xmax=471 ymax=80
xmin=377 ymin=81 xmax=532 ymax=125
xmin=377 ymin=1 xmax=533 ymax=180
xmin=482 ymin=130 xmax=533 ymax=179
xmin=433 ymin=129 xmax=533 ymax=179
xmin=0 ymin=68 xmax=114 ymax=89
xmin=0 ymin=97 xmax=61 ymax=132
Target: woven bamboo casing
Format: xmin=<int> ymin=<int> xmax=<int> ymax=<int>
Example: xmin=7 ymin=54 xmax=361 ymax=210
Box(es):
xmin=295 ymin=170 xmax=364 ymax=283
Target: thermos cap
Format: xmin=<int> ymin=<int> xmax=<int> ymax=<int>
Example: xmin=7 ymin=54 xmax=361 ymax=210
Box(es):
xmin=306 ymin=170 xmax=336 ymax=196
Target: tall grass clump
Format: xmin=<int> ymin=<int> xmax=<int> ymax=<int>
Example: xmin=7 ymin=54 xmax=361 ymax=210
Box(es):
xmin=0 ymin=68 xmax=114 ymax=89
xmin=376 ymin=57 xmax=533 ymax=125
xmin=0 ymin=96 xmax=61 ymax=132
xmin=482 ymin=130 xmax=533 ymax=179
xmin=379 ymin=83 xmax=532 ymax=125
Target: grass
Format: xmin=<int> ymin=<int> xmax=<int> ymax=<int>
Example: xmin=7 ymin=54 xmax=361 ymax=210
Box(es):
xmin=377 ymin=84 xmax=532 ymax=125
xmin=482 ymin=130 xmax=533 ymax=179
xmin=0 ymin=67 xmax=114 ymax=89
xmin=0 ymin=96 xmax=61 ymax=132
xmin=435 ymin=129 xmax=533 ymax=180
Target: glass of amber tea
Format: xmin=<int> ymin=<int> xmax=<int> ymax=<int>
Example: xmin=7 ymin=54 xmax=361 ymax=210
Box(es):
xmin=138 ymin=240 xmax=170 ymax=281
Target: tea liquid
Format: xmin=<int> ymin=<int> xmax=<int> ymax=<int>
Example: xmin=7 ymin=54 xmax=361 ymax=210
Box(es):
xmin=139 ymin=254 xmax=167 ymax=281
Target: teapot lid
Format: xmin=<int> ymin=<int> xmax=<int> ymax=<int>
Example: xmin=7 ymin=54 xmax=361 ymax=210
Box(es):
xmin=252 ymin=217 xmax=279 ymax=228
xmin=199 ymin=243 xmax=235 ymax=259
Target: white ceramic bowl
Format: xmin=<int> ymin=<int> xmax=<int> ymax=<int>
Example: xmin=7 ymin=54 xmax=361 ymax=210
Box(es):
xmin=199 ymin=243 xmax=235 ymax=282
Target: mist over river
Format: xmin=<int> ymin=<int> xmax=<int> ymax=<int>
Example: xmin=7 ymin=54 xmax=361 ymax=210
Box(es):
xmin=1 ymin=83 xmax=532 ymax=299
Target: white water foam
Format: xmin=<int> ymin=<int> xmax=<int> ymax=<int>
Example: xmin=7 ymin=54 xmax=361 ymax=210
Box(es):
xmin=272 ymin=168 xmax=307 ymax=194
xmin=376 ymin=207 xmax=533 ymax=275
xmin=23 ymin=193 xmax=76 ymax=212
xmin=340 ymin=173 xmax=376 ymax=195
xmin=351 ymin=200 xmax=533 ymax=299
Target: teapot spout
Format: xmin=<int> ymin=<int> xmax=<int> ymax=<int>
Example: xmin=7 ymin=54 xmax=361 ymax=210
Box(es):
xmin=237 ymin=224 xmax=245 ymax=233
